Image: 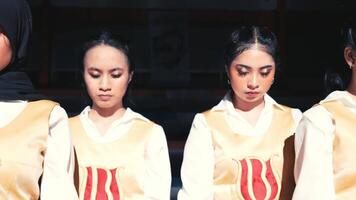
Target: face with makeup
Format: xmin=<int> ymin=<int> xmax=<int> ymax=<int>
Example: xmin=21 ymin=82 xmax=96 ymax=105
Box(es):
xmin=227 ymin=47 xmax=275 ymax=108
xmin=0 ymin=28 xmax=12 ymax=71
xmin=84 ymin=44 xmax=132 ymax=112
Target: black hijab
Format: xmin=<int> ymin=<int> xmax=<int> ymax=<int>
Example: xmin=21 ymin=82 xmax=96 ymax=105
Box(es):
xmin=0 ymin=0 xmax=43 ymax=101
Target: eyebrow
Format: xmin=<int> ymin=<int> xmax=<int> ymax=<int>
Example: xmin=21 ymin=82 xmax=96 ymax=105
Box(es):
xmin=236 ymin=64 xmax=273 ymax=69
xmin=87 ymin=67 xmax=123 ymax=72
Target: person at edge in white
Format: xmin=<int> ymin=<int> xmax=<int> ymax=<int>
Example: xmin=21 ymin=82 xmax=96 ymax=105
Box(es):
xmin=293 ymin=20 xmax=356 ymax=200
xmin=0 ymin=102 xmax=77 ymax=199
xmin=0 ymin=0 xmax=77 ymax=198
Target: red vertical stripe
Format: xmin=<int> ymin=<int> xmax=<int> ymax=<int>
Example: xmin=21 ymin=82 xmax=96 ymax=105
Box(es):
xmin=110 ymin=169 xmax=120 ymax=200
xmin=96 ymin=168 xmax=108 ymax=200
xmin=240 ymin=159 xmax=252 ymax=200
xmin=84 ymin=167 xmax=93 ymax=200
xmin=266 ymin=160 xmax=279 ymax=200
xmin=251 ymin=159 xmax=267 ymax=199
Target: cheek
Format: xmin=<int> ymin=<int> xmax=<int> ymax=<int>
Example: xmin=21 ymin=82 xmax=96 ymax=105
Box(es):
xmin=83 ymin=75 xmax=96 ymax=95
xmin=115 ymin=77 xmax=130 ymax=92
xmin=229 ymin=74 xmax=245 ymax=88
xmin=230 ymin=78 xmax=246 ymax=96
xmin=261 ymin=72 xmax=275 ymax=89
xmin=0 ymin=44 xmax=12 ymax=71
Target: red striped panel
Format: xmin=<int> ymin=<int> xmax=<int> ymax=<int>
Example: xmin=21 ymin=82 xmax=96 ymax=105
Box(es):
xmin=84 ymin=167 xmax=93 ymax=200
xmin=266 ymin=160 xmax=279 ymax=200
xmin=110 ymin=169 xmax=120 ymax=200
xmin=240 ymin=159 xmax=252 ymax=200
xmin=251 ymin=159 xmax=266 ymax=200
xmin=96 ymin=168 xmax=108 ymax=200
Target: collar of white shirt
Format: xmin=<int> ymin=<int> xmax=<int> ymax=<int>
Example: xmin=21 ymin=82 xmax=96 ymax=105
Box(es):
xmin=79 ymin=106 xmax=149 ymax=143
xmin=321 ymin=90 xmax=356 ymax=109
xmin=209 ymin=92 xmax=285 ymax=136
xmin=0 ymin=100 xmax=28 ymax=127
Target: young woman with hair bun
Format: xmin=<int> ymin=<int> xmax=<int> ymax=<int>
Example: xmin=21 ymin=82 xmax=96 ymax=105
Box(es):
xmin=178 ymin=26 xmax=302 ymax=200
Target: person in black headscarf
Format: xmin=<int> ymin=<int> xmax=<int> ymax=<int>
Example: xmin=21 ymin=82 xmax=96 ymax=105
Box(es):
xmin=0 ymin=0 xmax=78 ymax=199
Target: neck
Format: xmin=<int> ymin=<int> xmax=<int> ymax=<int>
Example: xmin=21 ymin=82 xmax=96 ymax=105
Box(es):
xmin=232 ymin=94 xmax=265 ymax=112
xmin=232 ymin=94 xmax=265 ymax=126
xmin=90 ymin=104 xmax=126 ymax=119
xmin=88 ymin=104 xmax=126 ymax=136
xmin=348 ymin=69 xmax=356 ymax=93
xmin=347 ymin=71 xmax=356 ymax=102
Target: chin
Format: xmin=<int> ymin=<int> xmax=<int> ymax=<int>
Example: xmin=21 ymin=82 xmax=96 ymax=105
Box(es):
xmin=243 ymin=96 xmax=263 ymax=104
xmin=94 ymin=102 xmax=115 ymax=109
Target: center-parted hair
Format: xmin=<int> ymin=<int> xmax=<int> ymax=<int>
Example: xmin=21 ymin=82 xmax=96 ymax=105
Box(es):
xmin=224 ymin=26 xmax=279 ymax=68
xmin=82 ymin=31 xmax=134 ymax=73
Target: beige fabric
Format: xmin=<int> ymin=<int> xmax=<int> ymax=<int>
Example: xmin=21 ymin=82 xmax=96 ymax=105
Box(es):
xmin=0 ymin=100 xmax=57 ymax=200
xmin=70 ymin=116 xmax=154 ymax=200
xmin=203 ymin=105 xmax=295 ymax=200
xmin=321 ymin=101 xmax=356 ymax=200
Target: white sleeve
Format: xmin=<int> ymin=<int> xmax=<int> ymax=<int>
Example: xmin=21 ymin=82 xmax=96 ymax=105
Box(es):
xmin=40 ymin=105 xmax=78 ymax=200
xmin=144 ymin=124 xmax=172 ymax=200
xmin=292 ymin=106 xmax=335 ymax=200
xmin=291 ymin=108 xmax=303 ymax=126
xmin=178 ymin=114 xmax=214 ymax=200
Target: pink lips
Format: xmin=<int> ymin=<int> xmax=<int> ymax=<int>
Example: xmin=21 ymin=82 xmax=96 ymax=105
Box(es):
xmin=98 ymin=94 xmax=112 ymax=101
xmin=245 ymin=91 xmax=259 ymax=99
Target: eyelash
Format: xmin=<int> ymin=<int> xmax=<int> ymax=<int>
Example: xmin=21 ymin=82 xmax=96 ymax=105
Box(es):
xmin=89 ymin=73 xmax=122 ymax=79
xmin=90 ymin=73 xmax=100 ymax=79
xmin=237 ymin=69 xmax=271 ymax=77
xmin=237 ymin=69 xmax=248 ymax=77
xmin=260 ymin=70 xmax=271 ymax=77
xmin=111 ymin=74 xmax=121 ymax=78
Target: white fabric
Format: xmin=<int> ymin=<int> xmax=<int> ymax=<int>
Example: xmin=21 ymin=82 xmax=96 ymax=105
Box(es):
xmin=178 ymin=93 xmax=302 ymax=200
xmin=0 ymin=101 xmax=78 ymax=200
xmin=79 ymin=106 xmax=172 ymax=200
xmin=293 ymin=90 xmax=356 ymax=200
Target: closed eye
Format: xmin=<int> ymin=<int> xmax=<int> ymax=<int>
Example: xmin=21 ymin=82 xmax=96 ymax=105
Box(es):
xmin=260 ymin=66 xmax=273 ymax=77
xmin=236 ymin=65 xmax=249 ymax=77
xmin=111 ymin=73 xmax=122 ymax=78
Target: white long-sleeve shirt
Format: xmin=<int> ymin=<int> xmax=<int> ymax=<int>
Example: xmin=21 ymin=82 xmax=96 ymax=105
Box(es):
xmin=78 ymin=106 xmax=172 ymax=200
xmin=0 ymin=100 xmax=78 ymax=200
xmin=178 ymin=93 xmax=302 ymax=200
xmin=293 ymin=90 xmax=356 ymax=200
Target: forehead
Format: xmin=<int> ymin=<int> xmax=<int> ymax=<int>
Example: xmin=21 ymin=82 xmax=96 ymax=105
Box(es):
xmin=232 ymin=49 xmax=275 ymax=68
xmin=85 ymin=44 xmax=125 ymax=59
xmin=84 ymin=44 xmax=128 ymax=68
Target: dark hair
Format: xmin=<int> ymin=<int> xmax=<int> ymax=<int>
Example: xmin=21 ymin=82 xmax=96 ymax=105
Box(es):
xmin=82 ymin=31 xmax=134 ymax=73
xmin=342 ymin=18 xmax=356 ymax=50
xmin=224 ymin=26 xmax=279 ymax=68
xmin=81 ymin=31 xmax=134 ymax=107
xmin=324 ymin=18 xmax=356 ymax=94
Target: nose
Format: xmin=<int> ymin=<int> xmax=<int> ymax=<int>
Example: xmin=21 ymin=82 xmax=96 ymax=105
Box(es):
xmin=99 ymin=75 xmax=111 ymax=92
xmin=247 ymin=73 xmax=259 ymax=90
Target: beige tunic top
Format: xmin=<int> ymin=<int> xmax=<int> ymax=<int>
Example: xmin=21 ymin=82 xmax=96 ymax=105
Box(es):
xmin=70 ymin=115 xmax=162 ymax=200
xmin=293 ymin=91 xmax=356 ymax=200
xmin=203 ymin=105 xmax=295 ymax=200
xmin=322 ymin=101 xmax=356 ymax=199
xmin=0 ymin=100 xmax=56 ymax=200
xmin=178 ymin=93 xmax=302 ymax=200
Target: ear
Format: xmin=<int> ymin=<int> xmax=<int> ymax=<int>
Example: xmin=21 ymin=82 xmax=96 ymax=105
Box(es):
xmin=128 ymin=71 xmax=134 ymax=83
xmin=344 ymin=47 xmax=355 ymax=68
